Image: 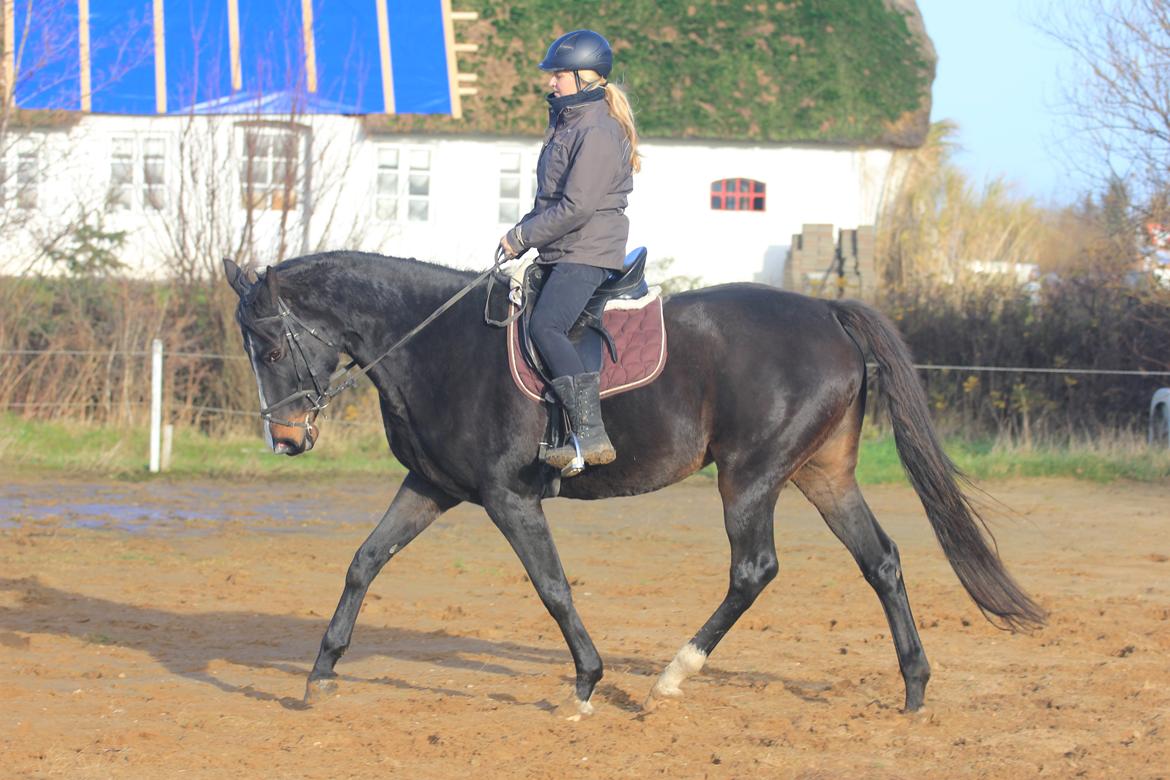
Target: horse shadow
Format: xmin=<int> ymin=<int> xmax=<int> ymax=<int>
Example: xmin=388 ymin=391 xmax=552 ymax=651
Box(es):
xmin=0 ymin=576 xmax=821 ymax=713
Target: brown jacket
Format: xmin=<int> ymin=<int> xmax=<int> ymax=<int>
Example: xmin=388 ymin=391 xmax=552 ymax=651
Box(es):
xmin=507 ymin=91 xmax=633 ymax=271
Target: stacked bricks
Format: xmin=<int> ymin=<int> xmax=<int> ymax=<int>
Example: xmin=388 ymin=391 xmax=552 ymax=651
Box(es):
xmin=838 ymin=225 xmax=876 ymax=298
xmin=785 ymin=224 xmax=877 ymax=299
xmin=784 ymin=224 xmax=835 ymax=293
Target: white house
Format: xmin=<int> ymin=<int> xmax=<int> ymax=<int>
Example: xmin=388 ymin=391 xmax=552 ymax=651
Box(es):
xmin=2 ymin=111 xmax=906 ymax=287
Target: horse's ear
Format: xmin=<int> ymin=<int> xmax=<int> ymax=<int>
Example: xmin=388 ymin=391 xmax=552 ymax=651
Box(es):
xmin=223 ymin=257 xmax=249 ymax=297
xmin=266 ymin=266 xmax=281 ymax=301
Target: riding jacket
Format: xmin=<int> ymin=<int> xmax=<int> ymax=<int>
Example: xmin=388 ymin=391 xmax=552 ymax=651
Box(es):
xmin=505 ymin=88 xmax=633 ymax=271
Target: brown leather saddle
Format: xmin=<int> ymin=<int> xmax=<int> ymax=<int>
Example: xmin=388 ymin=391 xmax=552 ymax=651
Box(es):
xmin=507 ymin=247 xmax=667 ymax=401
xmin=502 ymin=248 xmax=668 ymax=493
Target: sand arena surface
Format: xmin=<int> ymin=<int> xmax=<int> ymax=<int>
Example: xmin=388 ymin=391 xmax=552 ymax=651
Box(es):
xmin=0 ymin=474 xmax=1167 ymax=778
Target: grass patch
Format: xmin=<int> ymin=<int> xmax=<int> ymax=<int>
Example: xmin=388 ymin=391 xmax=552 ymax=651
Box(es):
xmin=3 ymin=414 xmax=1169 ymax=484
xmin=857 ymin=431 xmax=1170 ymax=484
xmin=0 ymin=414 xmax=404 ymax=480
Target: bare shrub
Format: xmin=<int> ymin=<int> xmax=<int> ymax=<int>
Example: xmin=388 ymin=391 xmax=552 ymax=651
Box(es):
xmin=881 ymin=274 xmax=1170 ymax=442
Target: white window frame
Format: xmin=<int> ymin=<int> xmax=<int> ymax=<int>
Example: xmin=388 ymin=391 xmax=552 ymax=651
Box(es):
xmin=109 ymin=137 xmax=135 ymax=210
xmin=375 ymin=144 xmax=432 ymax=223
xmin=108 ymin=134 xmax=169 ymax=212
xmin=15 ymin=140 xmax=40 ymax=210
xmin=497 ymin=148 xmax=538 ymax=226
xmin=238 ymin=126 xmax=302 ymax=212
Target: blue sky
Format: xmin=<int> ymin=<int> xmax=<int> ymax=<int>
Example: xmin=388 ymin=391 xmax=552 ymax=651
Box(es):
xmin=916 ymin=0 xmax=1084 ymax=205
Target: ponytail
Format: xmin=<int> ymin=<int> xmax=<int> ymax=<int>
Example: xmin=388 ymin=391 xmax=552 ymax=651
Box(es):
xmin=603 ymin=82 xmax=642 ymax=173
xmin=575 ymin=69 xmax=642 ymax=173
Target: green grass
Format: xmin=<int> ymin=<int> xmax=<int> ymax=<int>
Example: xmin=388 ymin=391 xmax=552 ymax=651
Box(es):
xmin=0 ymin=414 xmax=404 ymax=480
xmin=3 ymin=414 xmax=1169 ymax=484
xmin=855 ymin=432 xmax=1170 ymax=484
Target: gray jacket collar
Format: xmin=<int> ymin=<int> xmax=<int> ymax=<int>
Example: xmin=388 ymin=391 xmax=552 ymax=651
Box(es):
xmin=546 ymin=87 xmax=607 ymax=126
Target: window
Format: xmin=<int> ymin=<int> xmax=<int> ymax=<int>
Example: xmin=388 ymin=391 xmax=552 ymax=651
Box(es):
xmin=376 ymin=147 xmax=399 ymax=220
xmin=108 ymin=136 xmax=169 ymax=211
xmin=711 ymin=178 xmax=766 ymax=212
xmin=499 ymin=151 xmax=522 ymax=224
xmin=17 ymin=145 xmax=38 ymax=210
xmin=109 ymin=138 xmax=134 ymax=210
xmin=143 ymin=138 xmax=167 ymax=210
xmin=375 ymin=145 xmax=432 ymax=222
xmin=407 ymin=149 xmax=430 ymax=222
xmin=497 ymin=149 xmax=538 ymax=225
xmin=240 ymin=129 xmax=299 ymax=211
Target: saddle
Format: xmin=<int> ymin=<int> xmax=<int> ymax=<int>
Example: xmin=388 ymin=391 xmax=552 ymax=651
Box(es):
xmin=506 ymin=248 xmax=668 ymax=403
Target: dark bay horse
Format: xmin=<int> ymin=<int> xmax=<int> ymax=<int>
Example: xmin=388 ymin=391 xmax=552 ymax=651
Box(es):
xmin=223 ymin=251 xmax=1044 ymax=718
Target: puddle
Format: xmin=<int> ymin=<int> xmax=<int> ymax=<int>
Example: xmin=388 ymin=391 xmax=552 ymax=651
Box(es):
xmin=0 ymin=478 xmax=390 ymax=536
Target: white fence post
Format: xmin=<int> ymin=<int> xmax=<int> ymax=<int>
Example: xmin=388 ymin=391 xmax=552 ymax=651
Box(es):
xmin=150 ymin=338 xmax=163 ymax=473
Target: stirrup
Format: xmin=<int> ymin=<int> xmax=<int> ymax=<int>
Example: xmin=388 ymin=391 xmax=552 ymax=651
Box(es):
xmin=561 ymin=433 xmax=586 ymax=478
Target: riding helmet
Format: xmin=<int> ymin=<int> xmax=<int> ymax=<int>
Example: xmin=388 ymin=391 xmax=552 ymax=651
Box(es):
xmin=539 ymin=29 xmax=613 ymax=78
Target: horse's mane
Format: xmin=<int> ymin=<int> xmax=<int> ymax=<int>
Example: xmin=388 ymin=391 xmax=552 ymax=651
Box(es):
xmin=268 ymin=251 xmax=480 ymax=287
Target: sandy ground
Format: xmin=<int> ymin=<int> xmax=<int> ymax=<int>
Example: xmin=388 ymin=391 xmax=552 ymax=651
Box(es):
xmin=0 ymin=473 xmax=1168 ymax=779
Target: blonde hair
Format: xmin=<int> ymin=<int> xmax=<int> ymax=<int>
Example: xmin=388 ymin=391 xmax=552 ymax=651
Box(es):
xmin=578 ymin=69 xmax=642 ymax=174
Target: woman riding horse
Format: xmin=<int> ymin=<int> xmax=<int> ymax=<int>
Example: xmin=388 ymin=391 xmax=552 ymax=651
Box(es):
xmin=498 ymin=29 xmax=640 ymax=470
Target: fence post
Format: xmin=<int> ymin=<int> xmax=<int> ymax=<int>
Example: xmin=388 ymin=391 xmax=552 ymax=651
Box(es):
xmin=150 ymin=338 xmax=163 ymax=473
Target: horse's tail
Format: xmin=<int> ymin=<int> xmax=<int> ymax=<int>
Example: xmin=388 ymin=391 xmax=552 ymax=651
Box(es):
xmin=830 ymin=299 xmax=1046 ymax=631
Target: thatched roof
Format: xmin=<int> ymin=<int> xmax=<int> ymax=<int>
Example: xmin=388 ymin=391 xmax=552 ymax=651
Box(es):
xmin=365 ymin=0 xmax=936 ymax=148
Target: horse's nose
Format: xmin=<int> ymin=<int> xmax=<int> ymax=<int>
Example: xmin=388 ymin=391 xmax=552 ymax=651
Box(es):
xmin=273 ymin=437 xmax=304 ymax=456
xmin=269 ymin=419 xmax=316 ymax=456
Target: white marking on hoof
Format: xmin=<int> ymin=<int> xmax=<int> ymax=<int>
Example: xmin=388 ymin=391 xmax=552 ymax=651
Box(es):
xmin=555 ymin=694 xmax=594 ymax=721
xmin=649 ymin=643 xmax=707 ymax=701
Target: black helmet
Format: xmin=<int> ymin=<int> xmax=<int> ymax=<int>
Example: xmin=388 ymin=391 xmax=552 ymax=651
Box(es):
xmin=539 ymin=30 xmax=613 ymax=78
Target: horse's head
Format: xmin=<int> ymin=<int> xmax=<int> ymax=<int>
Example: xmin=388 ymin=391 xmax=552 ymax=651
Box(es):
xmin=224 ymin=258 xmax=341 ymax=456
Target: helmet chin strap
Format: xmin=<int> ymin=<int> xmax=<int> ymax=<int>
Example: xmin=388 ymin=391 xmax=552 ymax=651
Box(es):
xmin=573 ymin=71 xmax=605 ymax=94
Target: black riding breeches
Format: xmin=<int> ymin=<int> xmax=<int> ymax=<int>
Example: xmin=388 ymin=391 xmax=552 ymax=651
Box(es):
xmin=530 ymin=262 xmax=609 ymax=379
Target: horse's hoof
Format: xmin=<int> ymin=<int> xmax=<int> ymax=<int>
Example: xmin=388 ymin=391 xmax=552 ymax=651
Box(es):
xmin=641 ymin=683 xmax=683 ymax=713
xmin=554 ymin=694 xmax=595 ymax=722
xmin=303 ymin=677 xmax=338 ymax=705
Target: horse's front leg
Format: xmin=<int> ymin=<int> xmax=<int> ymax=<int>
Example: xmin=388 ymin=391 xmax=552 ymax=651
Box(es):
xmin=305 ymin=472 xmax=459 ymax=704
xmin=484 ymin=489 xmax=603 ymax=720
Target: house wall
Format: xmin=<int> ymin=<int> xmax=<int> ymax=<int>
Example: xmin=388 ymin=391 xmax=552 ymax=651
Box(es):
xmin=2 ymin=115 xmax=900 ymax=286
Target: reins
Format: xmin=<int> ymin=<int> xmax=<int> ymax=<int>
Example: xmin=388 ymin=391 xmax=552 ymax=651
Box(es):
xmin=250 ymin=250 xmax=521 ymax=430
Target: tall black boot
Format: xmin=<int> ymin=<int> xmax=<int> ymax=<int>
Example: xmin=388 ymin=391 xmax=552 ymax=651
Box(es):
xmin=570 ymin=372 xmax=616 ymax=465
xmin=544 ymin=375 xmax=582 ymax=471
xmin=544 ymin=373 xmax=616 ymax=471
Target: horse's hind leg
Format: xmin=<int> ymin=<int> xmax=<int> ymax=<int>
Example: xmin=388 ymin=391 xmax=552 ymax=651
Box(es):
xmin=305 ymin=472 xmax=459 ymax=704
xmin=793 ymin=443 xmax=931 ymax=712
xmin=646 ymin=462 xmax=781 ymax=708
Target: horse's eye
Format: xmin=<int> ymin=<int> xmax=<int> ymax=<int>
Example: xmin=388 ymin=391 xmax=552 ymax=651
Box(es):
xmin=267 ymin=348 xmax=282 ymax=363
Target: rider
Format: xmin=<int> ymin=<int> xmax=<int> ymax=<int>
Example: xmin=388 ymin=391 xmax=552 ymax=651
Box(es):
xmin=498 ymin=29 xmax=641 ymax=468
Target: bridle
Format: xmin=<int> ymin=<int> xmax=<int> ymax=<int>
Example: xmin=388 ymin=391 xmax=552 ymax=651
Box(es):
xmin=246 ymin=296 xmax=341 ymax=432
xmin=243 ymin=251 xmax=521 ymax=434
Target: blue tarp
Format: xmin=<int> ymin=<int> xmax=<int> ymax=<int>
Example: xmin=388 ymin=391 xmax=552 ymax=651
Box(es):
xmin=8 ymin=0 xmax=455 ymax=115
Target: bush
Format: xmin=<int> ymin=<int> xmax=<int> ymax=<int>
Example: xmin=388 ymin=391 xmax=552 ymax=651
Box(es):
xmin=880 ymin=273 xmax=1170 ymax=442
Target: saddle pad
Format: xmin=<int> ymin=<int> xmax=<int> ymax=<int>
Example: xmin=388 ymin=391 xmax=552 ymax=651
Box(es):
xmin=507 ymin=296 xmax=668 ymax=402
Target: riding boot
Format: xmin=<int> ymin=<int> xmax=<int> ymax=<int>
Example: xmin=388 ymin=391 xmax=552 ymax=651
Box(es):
xmin=543 ymin=375 xmax=582 ymax=470
xmin=544 ymin=373 xmax=617 ymax=470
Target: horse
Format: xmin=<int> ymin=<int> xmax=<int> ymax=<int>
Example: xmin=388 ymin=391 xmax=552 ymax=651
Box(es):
xmin=222 ymin=250 xmax=1044 ymax=718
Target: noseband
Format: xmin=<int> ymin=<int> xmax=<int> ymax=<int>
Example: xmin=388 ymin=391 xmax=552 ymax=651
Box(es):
xmin=245 ymin=252 xmax=520 ymax=433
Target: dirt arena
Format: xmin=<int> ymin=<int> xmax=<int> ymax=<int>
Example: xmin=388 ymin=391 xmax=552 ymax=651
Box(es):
xmin=0 ymin=473 xmax=1167 ymax=778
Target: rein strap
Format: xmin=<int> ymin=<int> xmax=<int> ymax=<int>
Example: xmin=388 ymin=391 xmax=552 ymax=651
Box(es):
xmin=255 ymin=251 xmax=516 ymax=428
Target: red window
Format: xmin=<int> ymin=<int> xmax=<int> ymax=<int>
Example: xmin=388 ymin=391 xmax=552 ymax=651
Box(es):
xmin=710 ymin=178 xmax=766 ymax=211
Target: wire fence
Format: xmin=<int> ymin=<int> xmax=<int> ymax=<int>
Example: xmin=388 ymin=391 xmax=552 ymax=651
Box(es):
xmin=4 ymin=348 xmax=1165 ymax=374
xmin=3 ymin=346 xmax=1169 ymax=419
xmin=0 ymin=345 xmax=376 ymax=430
